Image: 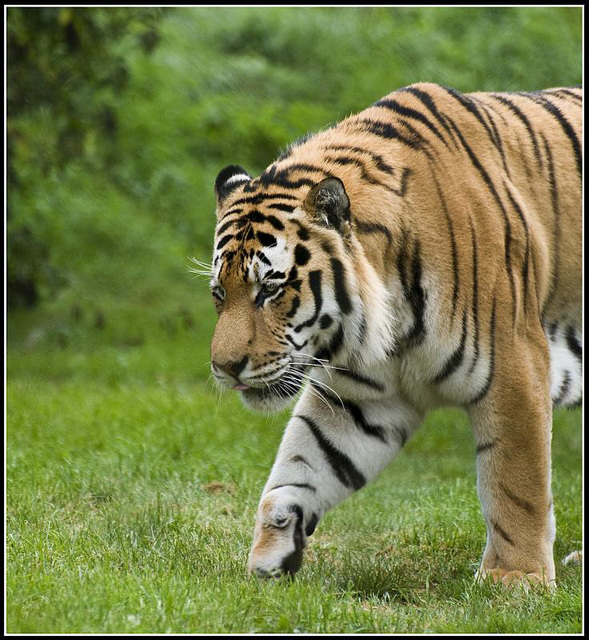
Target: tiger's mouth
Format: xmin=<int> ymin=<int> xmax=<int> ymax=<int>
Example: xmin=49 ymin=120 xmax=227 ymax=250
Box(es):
xmin=239 ymin=362 xmax=307 ymax=411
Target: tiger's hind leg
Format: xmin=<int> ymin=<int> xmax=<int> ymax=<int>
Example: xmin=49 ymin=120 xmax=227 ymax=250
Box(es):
xmin=547 ymin=322 xmax=583 ymax=408
xmin=468 ymin=323 xmax=556 ymax=588
xmin=547 ymin=321 xmax=583 ymax=568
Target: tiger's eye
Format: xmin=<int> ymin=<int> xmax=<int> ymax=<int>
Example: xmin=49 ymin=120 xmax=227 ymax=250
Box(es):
xmin=263 ymin=282 xmax=277 ymax=294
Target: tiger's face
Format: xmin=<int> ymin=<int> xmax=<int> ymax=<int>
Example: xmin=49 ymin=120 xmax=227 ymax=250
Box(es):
xmin=209 ymin=166 xmax=355 ymax=412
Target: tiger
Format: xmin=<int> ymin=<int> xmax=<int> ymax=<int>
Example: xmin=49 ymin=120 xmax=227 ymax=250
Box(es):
xmin=207 ymin=82 xmax=582 ymax=588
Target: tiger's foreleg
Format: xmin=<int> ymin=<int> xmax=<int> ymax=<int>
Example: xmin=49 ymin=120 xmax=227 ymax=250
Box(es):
xmin=469 ymin=328 xmax=556 ymax=589
xmin=248 ymin=389 xmax=421 ymax=578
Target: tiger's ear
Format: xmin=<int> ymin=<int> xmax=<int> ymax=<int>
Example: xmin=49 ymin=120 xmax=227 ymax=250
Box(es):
xmin=215 ymin=165 xmax=252 ymax=206
xmin=303 ymin=177 xmax=350 ymax=232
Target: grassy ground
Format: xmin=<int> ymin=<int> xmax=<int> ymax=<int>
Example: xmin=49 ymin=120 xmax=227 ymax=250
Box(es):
xmin=6 ymin=333 xmax=582 ymax=633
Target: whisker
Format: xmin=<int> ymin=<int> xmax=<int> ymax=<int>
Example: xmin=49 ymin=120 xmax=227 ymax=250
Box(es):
xmin=284 ymin=366 xmax=339 ymax=413
xmin=296 ymin=371 xmax=345 ymax=410
xmin=281 ymin=372 xmax=334 ymax=415
xmin=187 ymin=256 xmax=214 ymax=278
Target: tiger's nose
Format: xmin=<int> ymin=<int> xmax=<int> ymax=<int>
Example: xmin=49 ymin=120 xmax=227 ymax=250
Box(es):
xmin=213 ymin=355 xmax=249 ymax=378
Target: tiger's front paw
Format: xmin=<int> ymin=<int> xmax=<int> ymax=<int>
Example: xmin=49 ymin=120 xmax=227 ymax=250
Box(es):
xmin=248 ymin=497 xmax=315 ymax=578
xmin=476 ymin=567 xmax=555 ymax=591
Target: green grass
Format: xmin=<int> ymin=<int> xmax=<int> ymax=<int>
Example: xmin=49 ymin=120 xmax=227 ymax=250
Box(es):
xmin=7 ymin=339 xmax=582 ymax=633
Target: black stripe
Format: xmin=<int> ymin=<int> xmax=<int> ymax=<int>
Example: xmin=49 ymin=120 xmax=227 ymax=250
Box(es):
xmin=547 ymin=88 xmax=583 ymax=104
xmin=335 ymin=368 xmax=386 ymax=392
xmin=342 ymin=398 xmax=387 ymax=443
xmin=268 ymin=483 xmax=317 ymax=493
xmin=394 ymin=167 xmax=412 ymax=197
xmin=503 ymin=182 xmax=531 ymax=313
xmin=319 ymin=314 xmax=332 ymax=329
xmin=398 ymin=236 xmax=426 ymax=346
xmin=554 ymin=371 xmax=571 ymax=405
xmin=330 ymin=258 xmax=353 ymax=315
xmin=284 ymin=333 xmax=308 ymax=351
xmin=287 ymin=265 xmax=299 ymax=283
xmin=265 ymin=269 xmax=286 ymax=280
xmin=278 ymin=133 xmax=315 ymax=160
xmin=499 ymin=482 xmax=535 ymax=515
xmin=518 ymin=94 xmax=582 ymax=181
xmin=256 ymin=250 xmax=271 ymax=266
xmin=256 ymin=231 xmax=277 ymax=247
xmin=432 ymin=308 xmax=468 ymax=383
xmin=216 ymin=218 xmax=238 ymax=237
xmin=289 ymin=455 xmax=313 ymax=469
xmin=294 ymin=270 xmax=322 ymax=332
xmin=229 ymin=193 xmax=299 ymax=208
xmin=476 ymin=439 xmax=498 ymax=454
xmin=397 ymin=85 xmax=459 ymax=148
xmin=215 ymin=234 xmax=234 ymax=251
xmin=265 ymin=215 xmax=285 ymax=231
xmin=325 ymin=154 xmax=401 ymax=197
xmin=489 ymin=94 xmax=543 ymax=170
xmin=222 ymin=206 xmax=243 ymax=218
xmin=354 ymin=219 xmax=393 ymax=244
xmin=258 ymin=163 xmax=324 ymax=190
xmin=565 ymin=326 xmax=582 ymax=363
xmin=292 ymin=220 xmax=310 ymax=241
xmin=297 ymin=414 xmax=366 ymax=490
xmin=443 ymin=87 xmax=506 ymax=161
xmin=548 ymin=322 xmax=558 ymax=341
xmin=311 ymin=384 xmax=387 ymax=443
xmin=472 ymin=97 xmax=512 ymax=178
xmin=294 ymin=244 xmax=310 ymax=266
xmin=323 ymin=144 xmax=396 ymax=175
xmin=216 ymin=217 xmax=239 ymax=237
xmin=286 ymin=295 xmax=300 ymax=319
xmin=492 ymin=520 xmax=515 ymax=546
xmin=315 ymin=323 xmax=344 ymax=362
xmin=469 ymin=298 xmax=497 ymax=404
xmin=373 ymin=97 xmax=450 ymax=147
xmin=540 ymin=133 xmax=560 ymax=314
xmin=446 ymin=118 xmax=517 ymax=324
xmin=397 ymin=118 xmax=435 ymax=154
xmin=279 ymin=505 xmax=305 ymax=575
xmin=266 ymin=203 xmax=295 ymax=213
xmin=305 ymin=513 xmax=319 ymax=537
xmin=431 ymin=174 xmax=459 ymax=320
xmin=354 ymin=117 xmax=432 ymax=159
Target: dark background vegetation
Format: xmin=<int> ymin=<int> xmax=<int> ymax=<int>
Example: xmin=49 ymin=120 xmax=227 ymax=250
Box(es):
xmin=7 ymin=7 xmax=582 ymax=359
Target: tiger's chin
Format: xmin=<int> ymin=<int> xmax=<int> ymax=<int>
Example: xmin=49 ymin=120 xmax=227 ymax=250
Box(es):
xmin=239 ymin=377 xmax=303 ymax=413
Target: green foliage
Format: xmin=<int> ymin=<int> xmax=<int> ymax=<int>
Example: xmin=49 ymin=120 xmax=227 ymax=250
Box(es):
xmin=7 ymin=7 xmax=165 ymax=308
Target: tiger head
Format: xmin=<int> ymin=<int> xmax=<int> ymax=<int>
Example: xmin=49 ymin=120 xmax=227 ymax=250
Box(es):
xmin=209 ymin=164 xmax=393 ymax=412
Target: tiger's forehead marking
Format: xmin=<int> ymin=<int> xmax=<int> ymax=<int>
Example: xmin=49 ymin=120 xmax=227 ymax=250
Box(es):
xmin=213 ymin=208 xmax=304 ymax=284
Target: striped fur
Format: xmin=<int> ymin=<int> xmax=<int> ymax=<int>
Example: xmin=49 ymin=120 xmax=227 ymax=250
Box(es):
xmin=208 ymin=83 xmax=582 ymax=585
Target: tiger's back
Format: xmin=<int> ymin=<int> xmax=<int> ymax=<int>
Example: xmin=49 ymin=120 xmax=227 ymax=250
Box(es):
xmin=266 ymin=82 xmax=582 ymax=409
